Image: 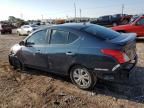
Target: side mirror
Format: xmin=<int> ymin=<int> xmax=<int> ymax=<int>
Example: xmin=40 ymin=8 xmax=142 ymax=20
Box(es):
xmin=25 ymin=42 xmax=35 ymax=47
xmin=19 ymin=41 xmax=25 ymax=46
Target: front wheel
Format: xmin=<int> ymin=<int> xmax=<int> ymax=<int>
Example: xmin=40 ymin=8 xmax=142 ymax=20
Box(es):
xmin=70 ymin=66 xmax=97 ymax=90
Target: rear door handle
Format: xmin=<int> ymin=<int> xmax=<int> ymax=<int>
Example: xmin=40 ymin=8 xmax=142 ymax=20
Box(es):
xmin=66 ymin=52 xmax=75 ymax=56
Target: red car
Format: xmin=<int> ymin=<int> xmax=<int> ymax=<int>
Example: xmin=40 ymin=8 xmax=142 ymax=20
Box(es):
xmin=112 ymin=16 xmax=144 ymax=38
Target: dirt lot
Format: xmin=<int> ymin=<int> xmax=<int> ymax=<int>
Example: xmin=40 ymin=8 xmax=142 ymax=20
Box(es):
xmin=0 ymin=33 xmax=144 ymax=108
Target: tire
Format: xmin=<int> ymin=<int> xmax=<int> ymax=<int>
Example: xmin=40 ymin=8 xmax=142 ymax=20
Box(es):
xmin=70 ymin=65 xmax=97 ymax=90
xmin=9 ymin=30 xmax=12 ymax=34
xmin=17 ymin=32 xmax=21 ymax=36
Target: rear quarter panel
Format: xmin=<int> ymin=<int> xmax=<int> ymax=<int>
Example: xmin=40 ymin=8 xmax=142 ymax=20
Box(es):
xmin=75 ymin=34 xmax=120 ymax=71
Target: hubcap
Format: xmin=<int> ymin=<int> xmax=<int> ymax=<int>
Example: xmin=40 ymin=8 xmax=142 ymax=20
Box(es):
xmin=73 ymin=68 xmax=91 ymax=88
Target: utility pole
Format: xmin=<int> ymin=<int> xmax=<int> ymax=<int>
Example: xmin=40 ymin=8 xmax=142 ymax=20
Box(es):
xmin=41 ymin=14 xmax=43 ymax=20
xmin=66 ymin=15 xmax=69 ymax=23
xmin=122 ymin=4 xmax=124 ymax=16
xmin=80 ymin=8 xmax=81 ymax=22
xmin=20 ymin=13 xmax=23 ymax=19
xmin=80 ymin=8 xmax=81 ymax=18
xmin=74 ymin=2 xmax=76 ymax=22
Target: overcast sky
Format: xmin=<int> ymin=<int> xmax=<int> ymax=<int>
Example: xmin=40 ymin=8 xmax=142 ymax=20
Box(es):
xmin=0 ymin=0 xmax=144 ymax=21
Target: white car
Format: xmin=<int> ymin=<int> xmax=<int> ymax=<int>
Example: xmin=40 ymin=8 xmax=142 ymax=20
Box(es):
xmin=17 ymin=25 xmax=39 ymax=36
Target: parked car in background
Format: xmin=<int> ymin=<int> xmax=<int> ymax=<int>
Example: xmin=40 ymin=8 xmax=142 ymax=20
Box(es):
xmin=90 ymin=14 xmax=132 ymax=26
xmin=16 ymin=25 xmax=39 ymax=36
xmin=0 ymin=23 xmax=12 ymax=34
xmin=112 ymin=16 xmax=144 ymax=38
xmin=130 ymin=15 xmax=140 ymax=23
xmin=9 ymin=23 xmax=137 ymax=90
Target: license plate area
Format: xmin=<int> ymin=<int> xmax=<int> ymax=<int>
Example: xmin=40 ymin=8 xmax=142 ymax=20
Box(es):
xmin=126 ymin=49 xmax=136 ymax=60
xmin=123 ymin=42 xmax=136 ymax=60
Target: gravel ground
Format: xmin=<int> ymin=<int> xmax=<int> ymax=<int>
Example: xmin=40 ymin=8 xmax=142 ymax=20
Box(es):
xmin=0 ymin=33 xmax=144 ymax=108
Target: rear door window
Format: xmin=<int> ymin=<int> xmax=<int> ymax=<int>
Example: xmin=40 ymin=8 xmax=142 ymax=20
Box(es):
xmin=67 ymin=33 xmax=78 ymax=44
xmin=50 ymin=30 xmax=68 ymax=44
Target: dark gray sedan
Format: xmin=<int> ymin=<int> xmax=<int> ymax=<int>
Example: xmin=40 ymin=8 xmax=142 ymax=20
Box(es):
xmin=9 ymin=23 xmax=137 ymax=90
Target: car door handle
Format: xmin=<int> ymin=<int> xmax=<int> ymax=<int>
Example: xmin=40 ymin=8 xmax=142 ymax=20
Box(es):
xmin=66 ymin=52 xmax=75 ymax=56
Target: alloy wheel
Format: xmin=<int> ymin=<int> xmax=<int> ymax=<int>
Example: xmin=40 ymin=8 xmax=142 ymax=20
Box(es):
xmin=72 ymin=68 xmax=92 ymax=88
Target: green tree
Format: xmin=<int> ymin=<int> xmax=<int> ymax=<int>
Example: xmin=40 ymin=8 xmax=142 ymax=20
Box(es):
xmin=8 ymin=16 xmax=26 ymax=27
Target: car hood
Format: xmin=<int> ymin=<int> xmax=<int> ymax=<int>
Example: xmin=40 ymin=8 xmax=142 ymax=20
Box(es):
xmin=107 ymin=33 xmax=136 ymax=45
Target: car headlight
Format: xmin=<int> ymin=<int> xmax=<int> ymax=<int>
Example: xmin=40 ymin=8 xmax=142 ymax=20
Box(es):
xmin=10 ymin=44 xmax=21 ymax=54
xmin=10 ymin=47 xmax=16 ymax=54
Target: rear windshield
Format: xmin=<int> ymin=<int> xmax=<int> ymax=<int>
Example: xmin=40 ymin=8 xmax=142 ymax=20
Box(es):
xmin=83 ymin=25 xmax=121 ymax=40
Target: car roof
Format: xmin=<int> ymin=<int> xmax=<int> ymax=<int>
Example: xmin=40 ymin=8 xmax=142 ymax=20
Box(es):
xmin=39 ymin=23 xmax=90 ymax=31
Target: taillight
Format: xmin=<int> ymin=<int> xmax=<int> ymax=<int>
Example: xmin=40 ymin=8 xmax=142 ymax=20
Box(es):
xmin=101 ymin=49 xmax=130 ymax=64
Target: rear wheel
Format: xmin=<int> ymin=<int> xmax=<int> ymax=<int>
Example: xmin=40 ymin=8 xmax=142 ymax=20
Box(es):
xmin=70 ymin=65 xmax=97 ymax=90
xmin=17 ymin=32 xmax=21 ymax=36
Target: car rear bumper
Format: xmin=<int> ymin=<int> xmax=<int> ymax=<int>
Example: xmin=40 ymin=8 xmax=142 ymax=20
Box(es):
xmin=93 ymin=56 xmax=138 ymax=80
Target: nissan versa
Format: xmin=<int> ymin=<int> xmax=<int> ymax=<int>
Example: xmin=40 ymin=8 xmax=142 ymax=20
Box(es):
xmin=9 ymin=23 xmax=137 ymax=90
